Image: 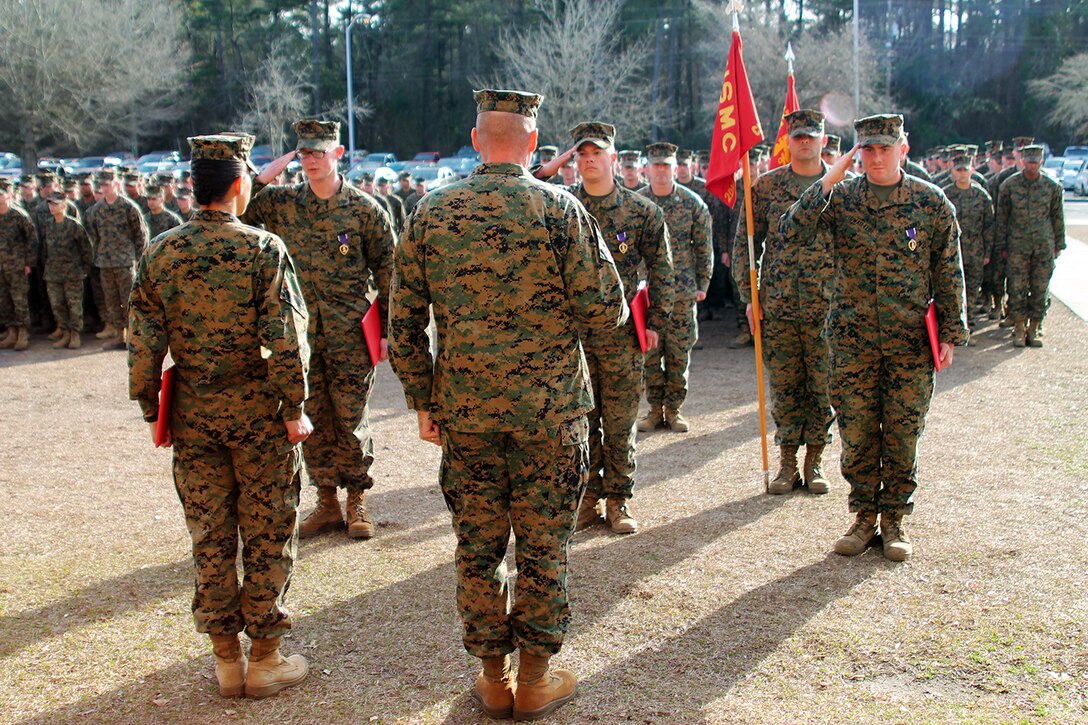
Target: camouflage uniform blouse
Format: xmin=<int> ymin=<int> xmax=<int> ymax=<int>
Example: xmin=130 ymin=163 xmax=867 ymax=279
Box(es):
xmin=390 ymin=162 xmax=628 ymax=432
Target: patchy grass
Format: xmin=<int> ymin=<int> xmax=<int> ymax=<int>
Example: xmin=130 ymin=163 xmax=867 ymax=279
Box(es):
xmin=1 ymin=304 xmax=1086 ymax=723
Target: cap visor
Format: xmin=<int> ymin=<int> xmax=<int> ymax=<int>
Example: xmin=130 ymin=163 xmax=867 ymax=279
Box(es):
xmin=789 ymin=128 xmax=822 ymax=138
xmin=297 ymin=139 xmax=338 ymax=152
xmin=575 ymin=138 xmax=611 ymax=150
xmin=858 ymin=135 xmax=900 ymax=147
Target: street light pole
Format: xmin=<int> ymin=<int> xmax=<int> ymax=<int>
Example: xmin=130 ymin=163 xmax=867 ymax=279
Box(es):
xmin=345 ymin=14 xmax=371 ymax=163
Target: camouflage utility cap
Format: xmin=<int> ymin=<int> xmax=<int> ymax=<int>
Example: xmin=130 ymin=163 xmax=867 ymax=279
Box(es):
xmin=570 ymin=122 xmax=615 ymax=149
xmin=0 ymin=178 xmax=11 ymax=191
xmin=63 ymin=179 xmax=77 ymax=191
xmin=986 ymin=140 xmax=1003 ymax=153
xmin=188 ymin=133 xmax=259 ymax=173
xmin=617 ymin=150 xmax=641 ymax=167
xmin=787 ymin=109 xmax=825 ymax=137
xmin=1020 ymin=145 xmax=1044 ymax=162
xmin=538 ymin=145 xmax=558 ymax=155
xmin=854 ymin=114 xmax=904 ymax=146
xmin=473 ymin=89 xmax=543 ymax=119
xmin=146 ymin=184 xmax=164 ymax=198
xmin=825 ymin=134 xmax=841 ymax=152
xmin=697 ymin=150 xmax=710 ymax=165
xmin=646 ymin=142 xmax=678 ymax=163
xmin=1012 ymin=136 xmax=1035 ymax=148
xmin=376 ymin=176 xmax=390 ymax=186
xmin=294 ymin=119 xmax=340 ymax=151
xmin=47 ymin=191 xmax=67 ymax=203
xmin=38 ymin=172 xmax=58 ymax=185
xmin=676 ymin=149 xmax=693 ymax=163
xmin=124 ymin=173 xmax=141 ymax=185
xmin=176 ymin=187 xmax=193 ymax=199
xmin=97 ymin=169 xmax=118 ymax=182
xmin=397 ymin=171 xmax=411 ymax=180
xmin=951 ymin=154 xmax=972 ymax=170
xmin=19 ymin=174 xmax=36 ymax=185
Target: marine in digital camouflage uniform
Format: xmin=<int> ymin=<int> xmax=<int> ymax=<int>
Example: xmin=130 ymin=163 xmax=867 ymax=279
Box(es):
xmin=176 ymin=187 xmax=198 ymax=222
xmin=782 ymin=114 xmax=968 ymax=562
xmin=637 ymin=142 xmax=713 ymax=433
xmin=941 ymin=153 xmax=995 ymax=332
xmin=41 ymin=193 xmax=93 ymax=349
xmin=995 ymin=145 xmax=1064 ymax=348
xmin=146 ymin=185 xmax=184 ymax=238
xmin=86 ymin=168 xmax=149 ymax=347
xmin=376 ymin=176 xmax=406 ymax=231
xmin=617 ymin=150 xmax=644 ymax=191
xmin=0 ymin=179 xmax=37 ymax=350
xmin=983 ymin=139 xmax=1030 ymax=322
xmin=244 ymin=119 xmax=396 ymax=540
xmin=733 ymin=109 xmax=835 ymax=496
xmin=388 ymin=90 xmax=627 ymax=721
xmin=128 ymin=134 xmax=312 ymax=699
xmin=566 ymin=122 xmax=674 ymax=535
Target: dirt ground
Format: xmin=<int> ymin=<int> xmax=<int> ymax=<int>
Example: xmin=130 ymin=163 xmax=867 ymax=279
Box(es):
xmin=0 ymin=296 xmax=1085 ymax=724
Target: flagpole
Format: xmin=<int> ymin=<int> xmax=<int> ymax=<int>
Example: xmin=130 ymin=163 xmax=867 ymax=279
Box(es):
xmin=733 ymin=2 xmax=771 ymax=492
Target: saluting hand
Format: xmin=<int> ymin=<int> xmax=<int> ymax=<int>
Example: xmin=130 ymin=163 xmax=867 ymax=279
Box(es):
xmin=821 ymin=143 xmax=860 ymax=195
xmin=533 ymin=145 xmax=577 ymax=181
xmin=256 ymin=150 xmax=297 ymax=186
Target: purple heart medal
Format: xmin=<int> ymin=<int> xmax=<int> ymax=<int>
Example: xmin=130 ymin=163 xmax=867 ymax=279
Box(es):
xmin=906 ymin=227 xmax=917 ymax=251
xmin=337 ymin=232 xmax=349 ymax=256
xmin=617 ymin=231 xmax=628 ymax=255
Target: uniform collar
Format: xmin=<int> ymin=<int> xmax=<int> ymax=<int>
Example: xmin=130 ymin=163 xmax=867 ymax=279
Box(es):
xmin=472 ymin=162 xmax=531 ymax=179
xmin=574 ymin=182 xmax=621 ymax=209
xmin=194 ymin=209 xmax=239 ymax=224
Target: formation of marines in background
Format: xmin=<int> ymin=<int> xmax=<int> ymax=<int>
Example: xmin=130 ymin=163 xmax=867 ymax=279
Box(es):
xmin=0 ymin=82 xmax=1069 ymax=719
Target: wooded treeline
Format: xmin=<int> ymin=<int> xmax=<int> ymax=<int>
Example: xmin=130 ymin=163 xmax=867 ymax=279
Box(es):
xmin=3 ymin=0 xmax=1088 ymax=162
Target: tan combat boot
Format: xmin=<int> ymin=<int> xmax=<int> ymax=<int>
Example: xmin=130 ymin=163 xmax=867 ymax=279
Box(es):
xmin=0 ymin=327 xmax=14 ymax=349
xmin=67 ymin=331 xmax=81 ymax=349
xmin=605 ymin=498 xmax=638 ymax=534
xmin=1026 ymin=320 xmax=1043 ymax=348
xmin=664 ymin=407 xmax=690 ymax=433
xmin=48 ymin=327 xmax=65 ymax=340
xmin=95 ymin=321 xmax=118 ymax=339
xmin=732 ymin=325 xmax=753 ymax=347
xmin=803 ymin=444 xmax=830 ymax=494
xmin=346 ymin=489 xmax=375 ymax=539
xmin=636 ymin=404 xmax=664 ymax=432
xmin=209 ymin=633 xmax=247 ymax=698
xmin=104 ymin=326 xmax=127 ymax=350
xmin=52 ymin=330 xmax=70 ymax=349
xmin=513 ymin=652 xmax=577 ymax=722
xmin=1012 ymin=322 xmax=1026 ymax=347
xmin=768 ymin=445 xmax=800 ymax=494
xmin=833 ymin=512 xmax=878 ymax=556
xmin=881 ymin=511 xmax=913 ymax=562
xmin=12 ymin=327 xmax=29 ymax=351
xmin=576 ymin=495 xmax=602 ymax=531
xmin=474 ymin=654 xmax=515 ymax=719
xmin=298 ymin=486 xmax=344 ymax=539
xmin=244 ymin=636 xmax=308 ymax=699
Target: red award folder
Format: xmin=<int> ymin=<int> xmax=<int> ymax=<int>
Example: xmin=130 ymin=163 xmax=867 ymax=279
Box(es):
xmin=361 ymin=301 xmax=383 ymax=365
xmin=155 ymin=366 xmax=177 ymax=447
xmin=630 ymin=286 xmax=650 ymax=353
xmin=925 ymin=301 xmax=942 ymax=371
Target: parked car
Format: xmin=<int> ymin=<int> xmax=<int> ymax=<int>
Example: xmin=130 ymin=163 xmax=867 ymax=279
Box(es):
xmin=63 ymin=156 xmax=123 ymax=176
xmin=407 ymin=165 xmax=458 ymax=191
xmin=136 ymin=151 xmax=181 ymax=175
xmin=1042 ymin=155 xmax=1063 ymax=183
xmin=364 ymin=152 xmax=398 ymax=166
xmin=437 ymin=156 xmax=480 ymax=178
xmin=0 ymin=156 xmax=21 ymax=179
xmin=345 ymin=163 xmax=397 ymax=185
xmin=37 ymin=157 xmax=66 ymax=175
xmin=412 ymin=151 xmax=441 ymax=165
xmin=1074 ymin=162 xmax=1088 ymax=196
xmin=1061 ymin=158 xmax=1085 ymax=191
xmin=1062 ymin=145 xmax=1088 ymax=159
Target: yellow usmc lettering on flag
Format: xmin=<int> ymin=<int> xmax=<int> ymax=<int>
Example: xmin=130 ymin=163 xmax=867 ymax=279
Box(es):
xmin=718 ymin=68 xmax=738 ymax=155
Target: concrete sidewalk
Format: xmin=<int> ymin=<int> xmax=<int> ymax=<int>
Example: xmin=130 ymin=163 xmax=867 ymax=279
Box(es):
xmin=1053 ymin=234 xmax=1088 ymax=320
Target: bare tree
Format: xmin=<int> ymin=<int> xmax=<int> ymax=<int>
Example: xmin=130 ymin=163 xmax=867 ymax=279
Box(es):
xmin=237 ymin=41 xmax=313 ymax=155
xmin=475 ymin=0 xmax=663 ymax=145
xmin=0 ymin=0 xmax=189 ymax=166
xmin=696 ymin=2 xmax=893 ymax=141
xmin=1029 ymin=53 xmax=1088 ymax=141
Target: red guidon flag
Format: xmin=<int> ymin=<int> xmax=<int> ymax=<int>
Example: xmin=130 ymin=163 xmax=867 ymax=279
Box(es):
xmin=706 ymin=30 xmax=764 ymax=208
xmin=769 ymin=72 xmax=800 ymax=169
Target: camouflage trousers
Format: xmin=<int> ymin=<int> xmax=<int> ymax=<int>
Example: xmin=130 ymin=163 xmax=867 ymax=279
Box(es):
xmin=762 ymin=316 xmax=834 ymax=447
xmin=439 ymin=416 xmax=588 ymax=658
xmin=645 ymin=298 xmax=698 ymax=410
xmin=46 ymin=279 xmax=84 ymax=332
xmin=981 ymin=256 xmax=1005 ymax=304
xmin=171 ymin=378 xmax=302 ymax=639
xmin=85 ymin=266 xmax=106 ymax=325
xmin=829 ymin=345 xmax=934 ymax=516
xmin=1005 ymin=241 xmax=1055 ymax=324
xmin=727 ymin=267 xmax=747 ymax=329
xmin=961 ymin=242 xmax=986 ymax=310
xmin=99 ymin=265 xmax=133 ymax=329
xmin=0 ymin=265 xmax=29 ymax=327
xmin=302 ymin=345 xmax=376 ymax=491
xmin=584 ymin=326 xmax=643 ymax=501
